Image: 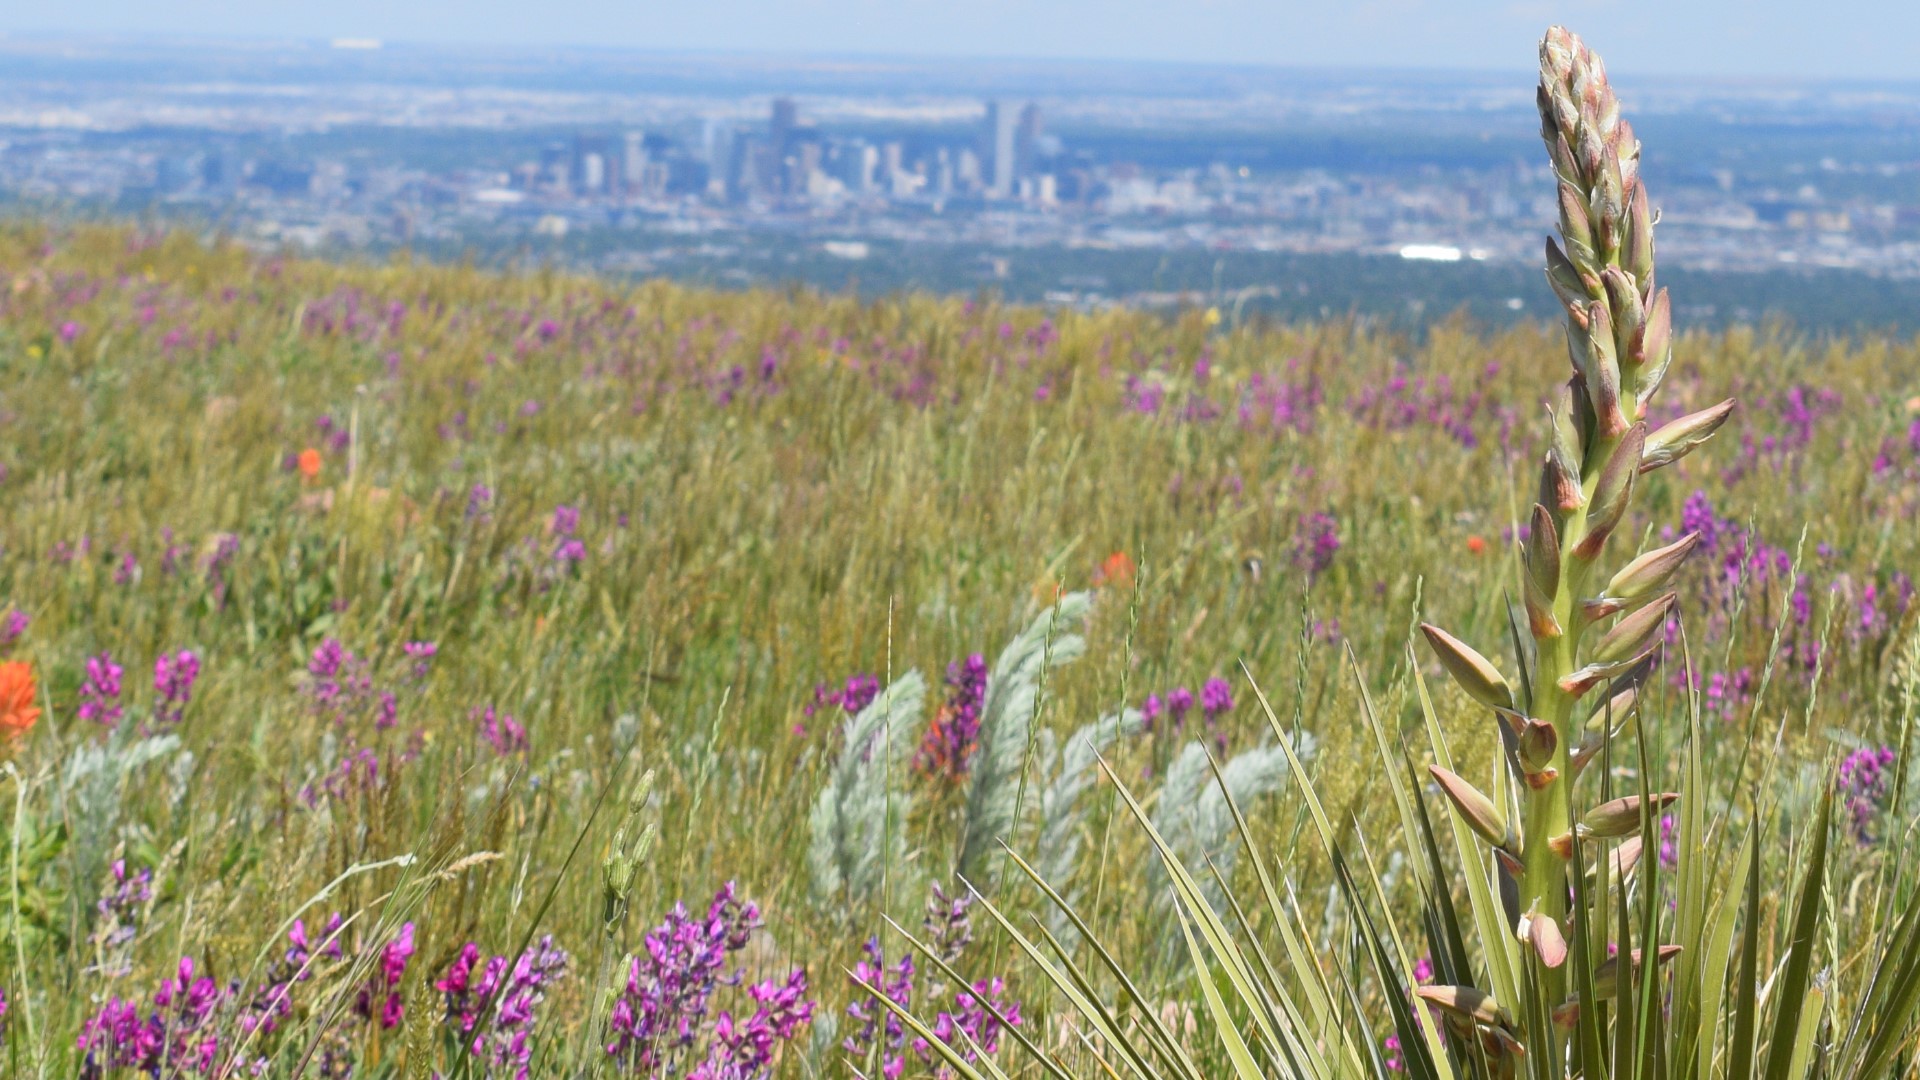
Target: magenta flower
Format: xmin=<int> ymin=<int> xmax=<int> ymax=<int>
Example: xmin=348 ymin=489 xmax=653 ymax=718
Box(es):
xmin=152 ymin=650 xmax=200 ymax=729
xmin=79 ymin=652 xmax=125 ymax=728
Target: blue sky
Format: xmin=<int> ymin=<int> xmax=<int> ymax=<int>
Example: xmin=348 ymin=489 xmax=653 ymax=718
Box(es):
xmin=1 ymin=1 xmax=1914 ymax=80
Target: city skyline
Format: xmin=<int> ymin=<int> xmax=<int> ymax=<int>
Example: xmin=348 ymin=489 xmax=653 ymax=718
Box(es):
xmin=4 ymin=2 xmax=1920 ymax=82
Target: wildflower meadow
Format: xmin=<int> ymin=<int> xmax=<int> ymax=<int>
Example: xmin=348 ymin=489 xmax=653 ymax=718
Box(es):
xmin=0 ymin=27 xmax=1918 ymax=1079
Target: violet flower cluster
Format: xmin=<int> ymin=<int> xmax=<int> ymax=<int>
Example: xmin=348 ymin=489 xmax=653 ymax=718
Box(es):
xmin=151 ymin=650 xmax=201 ymax=730
xmin=351 ymin=922 xmax=415 ymax=1029
xmin=914 ymin=654 xmax=988 ymax=780
xmin=804 ymin=673 xmax=881 ymax=722
xmin=605 ymin=883 xmax=814 ymax=1079
xmin=91 ymin=859 xmax=154 ymax=970
xmin=79 ymin=651 xmax=125 ymax=727
xmin=474 ymin=705 xmax=528 ymax=755
xmin=437 ymin=934 xmax=571 ymax=1080
xmin=1837 ymin=745 xmax=1899 ymax=844
xmin=1140 ymin=675 xmax=1235 ymax=749
xmin=237 ymin=915 xmax=343 ymax=1055
xmin=77 ymin=957 xmax=222 ymax=1079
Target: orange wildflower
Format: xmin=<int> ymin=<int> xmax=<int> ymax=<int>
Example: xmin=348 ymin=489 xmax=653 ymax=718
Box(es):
xmin=0 ymin=661 xmax=40 ymax=739
xmin=1466 ymin=535 xmax=1487 ymax=556
xmin=1096 ymin=551 xmax=1137 ymax=589
xmin=297 ymin=447 xmax=323 ymax=481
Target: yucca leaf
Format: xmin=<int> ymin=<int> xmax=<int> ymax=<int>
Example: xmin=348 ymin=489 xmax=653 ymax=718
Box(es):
xmin=1172 ymin=904 xmax=1270 ymax=1080
xmin=1762 ymin=788 xmax=1832 ymax=1080
xmin=961 ymin=871 xmax=1181 ymax=1080
xmin=1409 ymin=650 xmax=1523 ymax=1010
xmin=1729 ymin=817 xmax=1763 ymax=1080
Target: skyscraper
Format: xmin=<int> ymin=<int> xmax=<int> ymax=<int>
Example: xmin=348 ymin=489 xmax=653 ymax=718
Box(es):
xmin=982 ymin=100 xmax=1017 ymax=198
xmin=1015 ymin=103 xmax=1044 ymax=187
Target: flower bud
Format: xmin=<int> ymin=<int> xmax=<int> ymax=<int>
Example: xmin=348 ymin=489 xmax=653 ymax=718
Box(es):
xmin=1546 ymin=239 xmax=1593 ymax=322
xmin=1589 ymin=592 xmax=1674 ymax=666
xmin=1631 ymin=287 xmax=1673 ymax=410
xmin=1428 ymin=764 xmax=1512 ymax=849
xmin=1527 ymin=911 xmax=1569 ymax=969
xmin=629 ymin=768 xmax=657 ymax=819
xmin=1574 ymin=423 xmax=1646 ymax=560
xmin=1621 ymin=182 xmax=1655 ymax=291
xmin=1640 ymin=398 xmax=1735 ymax=473
xmin=1606 ymin=534 xmax=1699 ymax=601
xmin=1584 ymin=303 xmax=1629 ymax=437
xmin=1592 ymin=945 xmax=1683 ymax=1000
xmin=1416 ymin=985 xmax=1511 ymax=1029
xmin=1558 ymin=182 xmax=1596 ymax=263
xmin=1527 ymin=504 xmax=1561 ymax=596
xmin=1601 ymin=267 xmax=1645 ymax=358
xmin=1611 ymin=835 xmax=1645 ymax=879
xmin=1420 ymin=624 xmax=1516 ymax=713
xmin=1579 ymin=793 xmax=1679 ymax=838
xmin=1518 ymin=718 xmax=1558 ymax=774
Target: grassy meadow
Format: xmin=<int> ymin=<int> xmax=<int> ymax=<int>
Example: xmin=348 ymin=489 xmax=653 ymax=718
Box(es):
xmin=0 ymin=221 xmax=1916 ymax=1076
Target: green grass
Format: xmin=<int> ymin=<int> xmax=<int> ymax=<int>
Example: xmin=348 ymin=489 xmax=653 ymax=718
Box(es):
xmin=0 ymin=221 xmax=1914 ymax=1076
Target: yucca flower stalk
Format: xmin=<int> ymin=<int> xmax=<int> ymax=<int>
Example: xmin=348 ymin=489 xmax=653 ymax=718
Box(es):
xmin=1412 ymin=23 xmax=1735 ymax=1059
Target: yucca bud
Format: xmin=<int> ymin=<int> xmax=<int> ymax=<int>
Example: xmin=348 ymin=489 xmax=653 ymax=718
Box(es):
xmin=1611 ymin=835 xmax=1645 ymax=879
xmin=1526 ymin=504 xmax=1561 ymax=594
xmin=1526 ymin=911 xmax=1569 ymax=969
xmin=1420 ymin=624 xmax=1516 ymax=713
xmin=1641 ymin=398 xmax=1735 ymax=473
xmin=1606 ymin=534 xmax=1699 ymax=601
xmin=1592 ymin=945 xmax=1683 ymax=1000
xmin=1546 ymin=239 xmax=1594 ymax=323
xmin=1631 ymin=287 xmax=1673 ymax=410
xmin=1481 ymin=1024 xmax=1526 ymax=1063
xmin=1539 ymin=452 xmax=1582 ymax=518
xmin=1620 ymin=182 xmax=1655 ymax=290
xmin=1429 ymin=764 xmax=1512 ymax=849
xmin=1580 ymin=596 xmax=1627 ymax=621
xmin=1574 ymin=423 xmax=1647 ymax=560
xmin=1579 ymin=793 xmax=1680 ymax=838
xmin=1566 ymin=650 xmax=1654 ymax=710
xmin=1589 ymin=592 xmax=1675 ymax=666
xmin=603 ymin=826 xmax=635 ymax=898
xmin=1601 ymin=267 xmax=1644 ymax=360
xmin=1416 ymin=985 xmax=1512 ymax=1029
xmin=1584 ymin=304 xmax=1629 ymax=436
xmin=1524 ymin=504 xmax=1563 ymax=639
xmin=1585 ymin=682 xmax=1639 ymax=730
xmin=1518 ymin=718 xmax=1558 ymax=774
xmin=1558 ymin=183 xmax=1597 ymax=265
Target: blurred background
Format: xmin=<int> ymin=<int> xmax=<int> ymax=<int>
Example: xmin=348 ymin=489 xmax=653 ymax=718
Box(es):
xmin=4 ymin=2 xmax=1920 ymax=333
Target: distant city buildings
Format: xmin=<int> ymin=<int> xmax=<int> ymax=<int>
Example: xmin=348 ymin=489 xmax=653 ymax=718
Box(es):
xmin=4 ymin=52 xmax=1920 ymax=286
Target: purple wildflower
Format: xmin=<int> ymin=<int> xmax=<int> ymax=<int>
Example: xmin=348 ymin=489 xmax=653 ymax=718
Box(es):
xmin=475 ymin=706 xmax=527 ymax=755
xmin=439 ymin=935 xmax=571 ymax=1080
xmin=79 ymin=652 xmax=125 ymax=728
xmin=151 ymin=650 xmax=200 ymax=729
xmin=1837 ymin=746 xmax=1898 ymax=844
xmin=915 ymin=654 xmax=988 ymax=780
xmin=605 ymin=884 xmax=807 ymax=1077
xmin=0 ymin=610 xmax=25 ymax=654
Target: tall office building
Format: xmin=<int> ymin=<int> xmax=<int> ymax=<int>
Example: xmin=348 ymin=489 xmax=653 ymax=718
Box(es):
xmin=1015 ymin=103 xmax=1044 ymax=186
xmin=982 ymin=100 xmax=1017 ymax=198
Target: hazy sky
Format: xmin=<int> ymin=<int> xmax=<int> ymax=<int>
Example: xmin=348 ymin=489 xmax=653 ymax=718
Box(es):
xmin=2 ymin=1 xmax=1915 ymax=81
